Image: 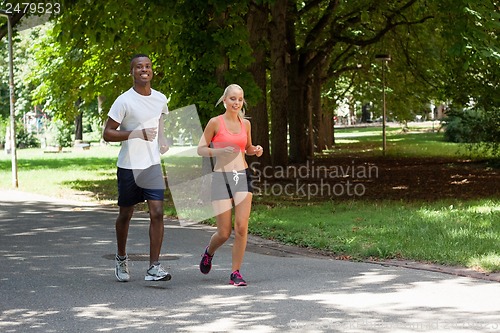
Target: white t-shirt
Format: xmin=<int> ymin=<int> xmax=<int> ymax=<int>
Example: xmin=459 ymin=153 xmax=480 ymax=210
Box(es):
xmin=108 ymin=87 xmax=169 ymax=169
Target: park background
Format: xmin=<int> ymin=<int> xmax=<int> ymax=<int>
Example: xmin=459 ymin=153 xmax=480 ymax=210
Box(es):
xmin=0 ymin=1 xmax=499 ymax=275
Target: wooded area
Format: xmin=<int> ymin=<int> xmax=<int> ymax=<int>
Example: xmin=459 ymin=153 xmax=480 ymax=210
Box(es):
xmin=0 ymin=0 xmax=499 ymax=166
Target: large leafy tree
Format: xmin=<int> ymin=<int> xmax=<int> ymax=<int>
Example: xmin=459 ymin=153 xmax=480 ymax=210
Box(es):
xmin=31 ymin=1 xmax=172 ymax=120
xmin=4 ymin=0 xmax=498 ymax=164
xmin=281 ymin=0 xmax=438 ymax=163
xmin=29 ymin=0 xmax=263 ymax=143
xmin=438 ymin=0 xmax=500 ymax=110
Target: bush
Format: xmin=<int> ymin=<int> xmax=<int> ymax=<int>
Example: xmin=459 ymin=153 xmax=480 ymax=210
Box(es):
xmin=0 ymin=116 xmax=7 ymax=146
xmin=443 ymin=107 xmax=500 ymax=158
xmin=44 ymin=120 xmax=73 ymax=147
xmin=16 ymin=126 xmax=40 ymax=148
xmin=442 ymin=108 xmax=482 ymax=143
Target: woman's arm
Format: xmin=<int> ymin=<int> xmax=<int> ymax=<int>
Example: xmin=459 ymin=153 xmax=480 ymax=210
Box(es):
xmin=244 ymin=120 xmax=263 ymax=157
xmin=197 ymin=118 xmax=217 ymax=157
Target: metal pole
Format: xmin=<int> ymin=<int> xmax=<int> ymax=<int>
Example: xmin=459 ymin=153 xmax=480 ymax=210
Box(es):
xmin=382 ymin=62 xmax=386 ymax=156
xmin=375 ymin=54 xmax=391 ymax=157
xmin=1 ymin=12 xmax=18 ymax=187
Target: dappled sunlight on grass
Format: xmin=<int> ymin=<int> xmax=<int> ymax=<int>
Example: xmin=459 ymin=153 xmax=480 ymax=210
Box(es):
xmin=250 ymin=199 xmax=500 ymax=272
xmin=468 ymin=253 xmax=500 ymax=273
xmin=464 ymin=201 xmax=500 ymax=214
xmin=334 ymin=139 xmax=361 ymax=144
xmin=329 ymin=130 xmax=468 ymax=159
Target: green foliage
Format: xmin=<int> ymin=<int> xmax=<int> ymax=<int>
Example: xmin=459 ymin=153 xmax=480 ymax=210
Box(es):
xmin=443 ymin=107 xmax=500 ymax=158
xmin=437 ymin=0 xmax=500 ymax=110
xmin=15 ymin=124 xmax=40 ymax=148
xmin=0 ymin=116 xmax=7 ymax=145
xmin=443 ymin=108 xmax=483 ymax=143
xmin=44 ymin=119 xmax=73 ymax=147
xmin=27 ymin=0 xmax=262 ymax=127
xmin=0 ymin=24 xmax=44 ymax=121
xmin=161 ymin=0 xmax=260 ymax=124
xmin=2 ymin=0 xmax=498 ymax=164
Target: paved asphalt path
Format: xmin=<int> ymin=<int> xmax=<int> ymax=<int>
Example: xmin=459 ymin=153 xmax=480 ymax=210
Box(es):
xmin=1 ymin=190 xmax=500 ymax=333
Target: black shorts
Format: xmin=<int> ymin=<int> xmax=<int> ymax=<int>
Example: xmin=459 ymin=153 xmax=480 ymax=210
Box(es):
xmin=211 ymin=168 xmax=254 ymax=201
xmin=117 ymin=164 xmax=165 ymax=207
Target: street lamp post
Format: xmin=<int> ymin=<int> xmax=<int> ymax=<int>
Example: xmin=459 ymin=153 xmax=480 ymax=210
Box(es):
xmin=375 ymin=54 xmax=391 ymax=156
xmin=0 ymin=11 xmax=18 ymax=187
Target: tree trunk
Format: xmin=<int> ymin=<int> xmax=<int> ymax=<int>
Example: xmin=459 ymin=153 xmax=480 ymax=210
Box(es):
xmin=247 ymin=1 xmax=270 ymax=169
xmin=311 ymin=67 xmax=323 ymax=153
xmin=74 ymin=112 xmax=83 ymax=141
xmin=269 ymin=0 xmax=288 ymax=167
xmin=323 ymin=109 xmax=334 ymax=149
xmin=74 ymin=97 xmax=83 ymax=141
xmin=98 ymin=95 xmax=106 ymax=144
xmin=322 ymin=89 xmax=335 ymax=147
xmin=213 ymin=10 xmax=229 ymax=89
xmin=288 ymin=63 xmax=307 ymax=164
xmin=305 ymin=76 xmax=314 ymax=159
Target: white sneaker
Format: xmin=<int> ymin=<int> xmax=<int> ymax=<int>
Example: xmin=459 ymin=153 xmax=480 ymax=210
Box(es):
xmin=115 ymin=255 xmax=130 ymax=282
xmin=145 ymin=263 xmax=172 ymax=281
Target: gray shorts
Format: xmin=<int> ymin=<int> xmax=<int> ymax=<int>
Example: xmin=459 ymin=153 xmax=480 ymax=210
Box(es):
xmin=211 ymin=168 xmax=254 ymax=201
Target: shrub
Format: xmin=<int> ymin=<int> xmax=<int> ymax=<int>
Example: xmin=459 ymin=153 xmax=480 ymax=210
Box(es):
xmin=0 ymin=116 xmax=7 ymax=146
xmin=44 ymin=119 xmax=73 ymax=147
xmin=443 ymin=107 xmax=500 ymax=158
xmin=442 ymin=108 xmax=482 ymax=143
xmin=16 ymin=126 xmax=40 ymax=148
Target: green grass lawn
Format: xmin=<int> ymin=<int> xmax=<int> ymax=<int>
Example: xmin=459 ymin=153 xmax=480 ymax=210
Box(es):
xmin=332 ymin=127 xmax=466 ymax=158
xmin=0 ymin=145 xmax=120 ymax=203
xmin=249 ymin=199 xmax=500 ymax=271
xmin=1 ymin=128 xmax=499 ymax=272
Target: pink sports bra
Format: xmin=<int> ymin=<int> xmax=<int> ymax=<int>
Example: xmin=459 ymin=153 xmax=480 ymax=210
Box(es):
xmin=211 ymin=115 xmax=247 ymax=152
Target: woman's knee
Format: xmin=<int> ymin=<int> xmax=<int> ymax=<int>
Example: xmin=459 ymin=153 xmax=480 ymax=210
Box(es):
xmin=216 ymin=228 xmax=232 ymax=241
xmin=233 ymin=221 xmax=248 ymax=238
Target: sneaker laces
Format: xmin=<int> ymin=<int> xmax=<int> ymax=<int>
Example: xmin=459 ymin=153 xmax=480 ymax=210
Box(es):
xmin=202 ymin=253 xmax=213 ymax=266
xmin=232 ymin=270 xmax=243 ymax=279
xmin=157 ymin=264 xmax=168 ymax=275
xmin=116 ymin=258 xmax=129 ymax=272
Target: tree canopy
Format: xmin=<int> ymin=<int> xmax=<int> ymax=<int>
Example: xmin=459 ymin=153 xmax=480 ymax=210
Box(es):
xmin=0 ymin=0 xmax=498 ymax=163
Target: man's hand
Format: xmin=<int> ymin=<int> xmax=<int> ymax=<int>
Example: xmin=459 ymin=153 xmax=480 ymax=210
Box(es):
xmin=138 ymin=127 xmax=157 ymax=141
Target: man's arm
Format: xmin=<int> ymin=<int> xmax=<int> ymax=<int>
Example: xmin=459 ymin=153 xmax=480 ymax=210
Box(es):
xmin=102 ymin=117 xmax=157 ymax=142
xmin=158 ymin=113 xmax=169 ymax=154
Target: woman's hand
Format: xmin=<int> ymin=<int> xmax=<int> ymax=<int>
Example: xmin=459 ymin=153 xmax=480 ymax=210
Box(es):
xmin=248 ymin=145 xmax=263 ymax=157
xmin=254 ymin=145 xmax=263 ymax=157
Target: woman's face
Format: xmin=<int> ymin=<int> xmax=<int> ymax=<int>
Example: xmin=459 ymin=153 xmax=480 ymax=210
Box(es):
xmin=224 ymin=88 xmax=244 ymax=112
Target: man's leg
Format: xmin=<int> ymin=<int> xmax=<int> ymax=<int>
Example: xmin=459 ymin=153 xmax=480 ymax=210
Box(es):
xmin=147 ymin=200 xmax=164 ymax=265
xmin=116 ymin=205 xmax=134 ymax=257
